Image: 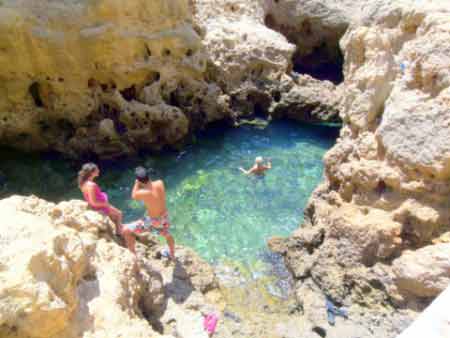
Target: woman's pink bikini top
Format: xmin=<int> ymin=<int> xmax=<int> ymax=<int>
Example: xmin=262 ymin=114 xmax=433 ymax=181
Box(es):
xmin=82 ymin=182 xmax=109 ymax=212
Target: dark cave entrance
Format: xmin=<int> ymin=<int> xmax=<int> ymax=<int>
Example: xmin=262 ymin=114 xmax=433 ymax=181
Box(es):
xmin=264 ymin=14 xmax=345 ymax=85
xmin=292 ymin=44 xmax=344 ymax=84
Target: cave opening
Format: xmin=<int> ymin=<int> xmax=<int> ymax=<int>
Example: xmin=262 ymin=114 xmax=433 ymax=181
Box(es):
xmin=29 ymin=82 xmax=44 ymax=107
xmin=253 ymin=102 xmax=265 ymax=117
xmin=264 ymin=14 xmax=345 ymax=84
xmin=292 ymin=44 xmax=344 ymax=84
xmin=169 ymin=91 xmax=180 ymax=107
xmin=241 ymin=92 xmax=272 ymax=119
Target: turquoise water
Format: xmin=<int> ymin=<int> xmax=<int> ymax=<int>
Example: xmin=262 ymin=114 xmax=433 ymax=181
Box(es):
xmin=0 ymin=121 xmax=337 ymax=264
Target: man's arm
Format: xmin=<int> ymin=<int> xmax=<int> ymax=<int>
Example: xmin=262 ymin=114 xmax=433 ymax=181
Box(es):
xmin=244 ymin=165 xmax=258 ymax=175
xmin=131 ymin=180 xmax=147 ymax=200
xmin=239 ymin=167 xmax=249 ymax=174
xmin=240 ymin=166 xmax=256 ymax=175
xmin=265 ymin=161 xmax=272 ymax=170
xmin=158 ymin=180 xmax=166 ymax=195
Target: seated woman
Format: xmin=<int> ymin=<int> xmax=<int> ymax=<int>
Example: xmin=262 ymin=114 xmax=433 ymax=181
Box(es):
xmin=78 ymin=163 xmax=123 ymax=235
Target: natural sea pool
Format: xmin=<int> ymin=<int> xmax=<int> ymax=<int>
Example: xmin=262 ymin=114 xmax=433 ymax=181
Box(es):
xmin=0 ymin=121 xmax=338 ymax=268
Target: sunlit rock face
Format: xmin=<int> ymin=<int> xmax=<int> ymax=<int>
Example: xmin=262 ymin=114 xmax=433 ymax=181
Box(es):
xmin=0 ymin=0 xmax=343 ymax=158
xmin=0 ymin=0 xmax=227 ymax=158
xmin=191 ymin=0 xmax=343 ymax=124
xmin=278 ymin=2 xmax=450 ymax=335
xmin=192 ymin=0 xmax=294 ymax=91
xmin=0 ymin=195 xmax=220 ymax=338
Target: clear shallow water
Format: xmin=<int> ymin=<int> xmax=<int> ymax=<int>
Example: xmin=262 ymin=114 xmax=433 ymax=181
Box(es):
xmin=0 ymin=121 xmax=337 ymax=265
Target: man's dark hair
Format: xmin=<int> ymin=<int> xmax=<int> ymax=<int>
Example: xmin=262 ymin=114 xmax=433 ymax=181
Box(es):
xmin=135 ymin=166 xmax=149 ymax=183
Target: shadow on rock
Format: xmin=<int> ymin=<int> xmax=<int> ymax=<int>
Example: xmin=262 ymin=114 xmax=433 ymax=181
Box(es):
xmin=166 ymin=260 xmax=195 ymax=304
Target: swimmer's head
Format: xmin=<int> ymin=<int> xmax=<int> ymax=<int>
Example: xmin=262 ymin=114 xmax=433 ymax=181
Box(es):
xmin=255 ymin=156 xmax=263 ymax=166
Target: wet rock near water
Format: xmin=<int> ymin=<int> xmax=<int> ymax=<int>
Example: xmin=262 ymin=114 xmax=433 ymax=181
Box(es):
xmin=271 ymin=74 xmax=342 ymax=123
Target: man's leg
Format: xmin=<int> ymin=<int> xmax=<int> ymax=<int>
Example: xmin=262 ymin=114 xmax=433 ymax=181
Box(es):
xmin=122 ymin=228 xmax=136 ymax=254
xmin=161 ymin=231 xmax=175 ymax=259
xmin=121 ymin=220 xmax=144 ymax=255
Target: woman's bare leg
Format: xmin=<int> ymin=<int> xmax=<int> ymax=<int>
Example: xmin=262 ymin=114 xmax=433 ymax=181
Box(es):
xmin=108 ymin=206 xmax=123 ymax=235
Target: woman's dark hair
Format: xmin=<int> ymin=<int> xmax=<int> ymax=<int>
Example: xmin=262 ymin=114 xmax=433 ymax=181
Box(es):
xmin=78 ymin=163 xmax=98 ymax=188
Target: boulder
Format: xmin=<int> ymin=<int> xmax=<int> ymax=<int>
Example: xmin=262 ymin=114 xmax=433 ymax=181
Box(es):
xmin=393 ymin=244 xmax=450 ymax=298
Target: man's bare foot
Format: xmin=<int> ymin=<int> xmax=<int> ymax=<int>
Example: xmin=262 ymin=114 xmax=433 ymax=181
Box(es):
xmin=161 ymin=248 xmax=175 ymax=260
xmin=159 ymin=248 xmax=175 ymax=266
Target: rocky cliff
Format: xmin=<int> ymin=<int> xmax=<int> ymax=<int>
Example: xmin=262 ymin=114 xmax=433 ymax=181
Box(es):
xmin=2 ymin=0 xmax=450 ymax=337
xmin=271 ymin=1 xmax=450 ymax=337
xmin=0 ymin=0 xmax=216 ymax=158
xmin=0 ymin=195 xmax=221 ymax=338
xmin=0 ymin=0 xmax=340 ymax=159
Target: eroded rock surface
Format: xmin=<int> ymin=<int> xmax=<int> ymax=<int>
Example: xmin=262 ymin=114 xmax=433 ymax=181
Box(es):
xmin=275 ymin=2 xmax=450 ymax=337
xmin=193 ymin=0 xmax=342 ymax=124
xmin=0 ymin=0 xmax=227 ymax=158
xmin=0 ymin=0 xmax=342 ymax=159
xmin=0 ymin=195 xmax=221 ymax=338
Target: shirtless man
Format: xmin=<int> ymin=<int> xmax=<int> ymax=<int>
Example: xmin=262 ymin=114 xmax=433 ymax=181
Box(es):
xmin=122 ymin=167 xmax=175 ymax=259
xmin=239 ymin=156 xmax=272 ymax=175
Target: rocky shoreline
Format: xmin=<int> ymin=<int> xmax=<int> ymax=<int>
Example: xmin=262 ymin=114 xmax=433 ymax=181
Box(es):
xmin=0 ymin=195 xmax=223 ymax=338
xmin=1 ymin=0 xmax=450 ymax=337
xmin=1 ymin=194 xmax=408 ymax=338
xmin=269 ymin=1 xmax=450 ymax=337
xmin=0 ymin=195 xmax=350 ymax=338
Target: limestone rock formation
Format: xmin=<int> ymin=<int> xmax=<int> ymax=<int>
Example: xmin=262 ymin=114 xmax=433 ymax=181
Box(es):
xmin=192 ymin=0 xmax=343 ymax=124
xmin=0 ymin=0 xmax=342 ymax=158
xmin=271 ymin=74 xmax=341 ymax=123
xmin=0 ymin=195 xmax=220 ymax=338
xmin=193 ymin=0 xmax=293 ymax=91
xmin=262 ymin=0 xmax=376 ymax=83
xmin=0 ymin=0 xmax=229 ymax=158
xmin=393 ymin=244 xmax=450 ymax=299
xmin=276 ymin=2 xmax=450 ymax=337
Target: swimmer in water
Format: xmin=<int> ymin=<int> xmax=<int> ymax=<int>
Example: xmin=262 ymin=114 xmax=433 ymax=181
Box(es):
xmin=239 ymin=156 xmax=272 ymax=176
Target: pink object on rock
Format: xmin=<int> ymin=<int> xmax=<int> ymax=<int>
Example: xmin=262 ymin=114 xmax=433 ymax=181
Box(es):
xmin=203 ymin=313 xmax=219 ymax=335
